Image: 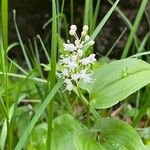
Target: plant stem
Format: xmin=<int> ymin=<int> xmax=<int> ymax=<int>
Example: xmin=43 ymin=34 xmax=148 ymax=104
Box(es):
xmin=47 ymin=0 xmax=57 ymax=149
xmin=1 ymin=0 xmax=11 ymax=148
xmin=132 ymin=89 xmax=150 ymax=127
xmin=77 ymin=87 xmax=90 ymax=127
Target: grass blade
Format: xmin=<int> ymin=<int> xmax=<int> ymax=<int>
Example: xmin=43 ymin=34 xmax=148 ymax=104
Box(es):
xmin=13 ymin=10 xmax=32 ymax=71
xmin=15 ymin=80 xmax=62 ymax=150
xmin=84 ymin=0 xmax=90 ymax=25
xmin=0 ymin=120 xmax=7 ymax=150
xmin=1 ymin=0 xmax=8 ymax=50
xmin=84 ymin=0 xmax=119 ymax=52
xmin=47 ymin=0 xmax=58 ymax=149
xmin=121 ymin=0 xmax=149 ymax=58
xmin=0 ymin=98 xmax=9 ymax=120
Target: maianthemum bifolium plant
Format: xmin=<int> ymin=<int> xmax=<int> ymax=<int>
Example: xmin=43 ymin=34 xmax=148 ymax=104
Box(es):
xmin=1 ymin=0 xmax=150 ymax=149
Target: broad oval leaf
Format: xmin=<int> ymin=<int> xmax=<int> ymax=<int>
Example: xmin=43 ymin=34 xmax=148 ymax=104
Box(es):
xmin=82 ymin=58 xmax=150 ymax=109
xmin=74 ymin=129 xmax=105 ymax=150
xmin=96 ymin=118 xmax=145 ymax=150
xmin=51 ymin=114 xmax=82 ymax=150
xmin=28 ymin=114 xmax=82 ymax=150
xmin=27 ymin=123 xmax=47 ymax=150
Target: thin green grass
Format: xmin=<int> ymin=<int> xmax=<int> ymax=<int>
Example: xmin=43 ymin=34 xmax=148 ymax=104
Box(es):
xmin=47 ymin=0 xmax=58 ymax=149
xmin=121 ymin=0 xmax=149 ymax=58
xmin=84 ymin=0 xmax=120 ymax=53
xmin=13 ymin=10 xmax=32 ymax=71
xmin=15 ymin=80 xmax=62 ymax=150
xmin=1 ymin=0 xmax=8 ymax=50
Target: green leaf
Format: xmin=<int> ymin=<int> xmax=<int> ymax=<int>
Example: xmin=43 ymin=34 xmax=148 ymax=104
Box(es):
xmin=51 ymin=114 xmax=81 ymax=150
xmin=28 ymin=114 xmax=81 ymax=150
xmin=0 ymin=120 xmax=7 ymax=150
xmin=27 ymin=123 xmax=47 ymax=150
xmin=82 ymin=58 xmax=150 ymax=109
xmin=15 ymin=80 xmax=62 ymax=150
xmin=96 ymin=118 xmax=145 ymax=150
xmin=84 ymin=0 xmax=119 ymax=53
xmin=74 ymin=129 xmax=104 ymax=150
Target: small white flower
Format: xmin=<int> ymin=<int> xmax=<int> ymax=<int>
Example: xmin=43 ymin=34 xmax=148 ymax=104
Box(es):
xmin=67 ymin=56 xmax=77 ymax=69
xmin=64 ymin=79 xmax=73 ymax=91
xmin=60 ymin=57 xmax=70 ymax=64
xmin=81 ymin=31 xmax=87 ymax=36
xmin=64 ymin=78 xmax=72 ymax=84
xmin=68 ymin=61 xmax=77 ymax=70
xmin=64 ymin=43 xmax=77 ymax=52
xmin=75 ymin=40 xmax=80 ymax=47
xmin=71 ymin=55 xmax=77 ymax=61
xmin=80 ymin=57 xmax=90 ymax=65
xmin=58 ymin=25 xmax=96 ymax=92
xmin=79 ymin=70 xmax=92 ymax=83
xmin=88 ymin=54 xmax=96 ymax=64
xmin=78 ymin=49 xmax=83 ymax=57
xmin=85 ymin=35 xmax=90 ymax=41
xmin=83 ymin=25 xmax=89 ymax=32
xmin=89 ymin=41 xmax=95 ymax=45
xmin=62 ymin=68 xmax=69 ymax=77
xmin=71 ymin=74 xmax=80 ymax=81
xmin=69 ymin=29 xmax=75 ymax=36
xmin=70 ymin=25 xmax=77 ymax=31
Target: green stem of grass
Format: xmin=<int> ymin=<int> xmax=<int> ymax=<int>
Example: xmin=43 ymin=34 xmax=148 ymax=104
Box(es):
xmin=132 ymin=89 xmax=150 ymax=127
xmin=47 ymin=0 xmax=57 ymax=149
xmin=1 ymin=0 xmax=11 ymax=149
xmin=121 ymin=0 xmax=148 ymax=58
xmin=70 ymin=0 xmax=74 ymax=24
xmin=77 ymin=86 xmax=90 ymax=127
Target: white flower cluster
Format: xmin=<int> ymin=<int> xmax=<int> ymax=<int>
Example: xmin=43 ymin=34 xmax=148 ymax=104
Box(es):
xmin=57 ymin=25 xmax=96 ymax=92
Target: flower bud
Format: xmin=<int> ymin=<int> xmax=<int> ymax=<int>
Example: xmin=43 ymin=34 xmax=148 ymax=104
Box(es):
xmin=83 ymin=25 xmax=89 ymax=32
xmin=85 ymin=35 xmax=90 ymax=41
xmin=89 ymin=40 xmax=95 ymax=45
xmin=70 ymin=25 xmax=77 ymax=31
xmin=69 ymin=29 xmax=75 ymax=36
xmin=81 ymin=31 xmax=86 ymax=36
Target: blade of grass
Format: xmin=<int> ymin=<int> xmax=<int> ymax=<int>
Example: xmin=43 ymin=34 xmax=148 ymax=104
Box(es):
xmin=1 ymin=0 xmax=8 ymax=50
xmin=37 ymin=35 xmax=50 ymax=63
xmin=47 ymin=0 xmax=58 ymax=149
xmin=130 ymin=51 xmax=150 ymax=58
xmin=106 ymin=27 xmax=127 ymax=57
xmin=0 ymin=98 xmax=9 ymax=120
xmin=121 ymin=0 xmax=149 ymax=58
xmin=132 ymin=89 xmax=150 ymax=127
xmin=138 ymin=32 xmax=150 ymax=53
xmin=8 ymin=58 xmax=28 ymax=74
xmin=107 ymin=0 xmax=139 ymax=51
xmin=0 ymin=72 xmax=47 ymax=83
xmin=92 ymin=0 xmax=101 ymax=32
xmin=1 ymin=1 xmax=11 ymax=149
xmin=84 ymin=0 xmax=90 ymax=25
xmin=84 ymin=0 xmax=120 ymax=53
xmin=7 ymin=42 xmax=19 ymax=52
xmin=89 ymin=0 xmax=93 ymax=34
xmin=15 ymin=80 xmax=62 ymax=150
xmin=13 ymin=10 xmax=32 ymax=71
xmin=0 ymin=120 xmax=7 ymax=150
xmin=145 ymin=10 xmax=150 ymax=28
xmin=34 ymin=37 xmax=44 ymax=79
